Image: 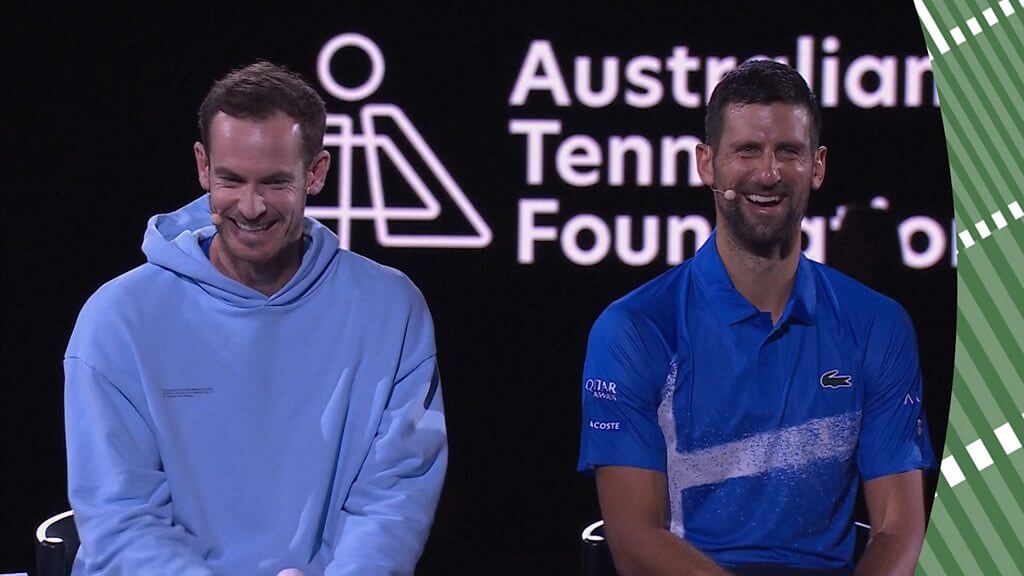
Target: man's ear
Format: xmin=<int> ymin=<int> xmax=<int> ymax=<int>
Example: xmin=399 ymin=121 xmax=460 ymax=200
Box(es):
xmin=696 ymin=142 xmax=715 ymax=187
xmin=305 ymin=150 xmax=332 ymax=196
xmin=194 ymin=142 xmax=211 ymax=191
xmin=811 ymin=146 xmax=827 ymax=190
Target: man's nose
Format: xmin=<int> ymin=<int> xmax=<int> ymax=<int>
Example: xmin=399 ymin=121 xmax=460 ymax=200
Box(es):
xmin=238 ymin=186 xmax=267 ymax=220
xmin=755 ymin=153 xmax=782 ymax=186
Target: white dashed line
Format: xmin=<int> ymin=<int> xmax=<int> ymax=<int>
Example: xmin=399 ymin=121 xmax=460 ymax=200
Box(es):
xmin=976 ymin=220 xmax=992 ymax=238
xmin=994 ymin=423 xmax=1022 ymax=454
xmin=941 ymin=419 xmax=1024 ymax=489
xmin=959 ymin=230 xmax=977 ymax=248
xmin=933 ymin=0 xmax=1022 ymax=55
xmin=966 ymin=439 xmax=995 ymax=470
xmin=959 ymin=200 xmax=1024 ymax=250
xmin=942 ymin=455 xmax=967 ymax=487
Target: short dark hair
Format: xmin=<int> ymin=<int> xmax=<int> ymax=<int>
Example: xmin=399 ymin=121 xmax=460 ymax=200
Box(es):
xmin=705 ymin=60 xmax=821 ymax=149
xmin=198 ymin=61 xmax=326 ymax=165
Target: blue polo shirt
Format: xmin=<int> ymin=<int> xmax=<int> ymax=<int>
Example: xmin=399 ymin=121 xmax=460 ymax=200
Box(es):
xmin=578 ymin=231 xmax=935 ymax=571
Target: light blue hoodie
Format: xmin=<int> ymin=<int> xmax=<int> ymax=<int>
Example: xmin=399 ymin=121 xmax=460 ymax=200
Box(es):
xmin=65 ymin=195 xmax=446 ymax=575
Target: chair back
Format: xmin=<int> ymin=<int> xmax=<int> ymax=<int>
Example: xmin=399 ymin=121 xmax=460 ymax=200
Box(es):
xmin=853 ymin=521 xmax=871 ymax=563
xmin=36 ymin=510 xmax=79 ymax=576
xmin=580 ymin=520 xmax=618 ymax=576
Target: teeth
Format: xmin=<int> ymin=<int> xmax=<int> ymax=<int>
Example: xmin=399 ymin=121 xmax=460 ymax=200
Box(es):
xmin=235 ymin=221 xmax=270 ymax=232
xmin=747 ymin=194 xmax=781 ymax=204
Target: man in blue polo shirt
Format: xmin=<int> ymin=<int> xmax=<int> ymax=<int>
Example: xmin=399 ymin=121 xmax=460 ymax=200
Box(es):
xmin=578 ymin=60 xmax=935 ymax=576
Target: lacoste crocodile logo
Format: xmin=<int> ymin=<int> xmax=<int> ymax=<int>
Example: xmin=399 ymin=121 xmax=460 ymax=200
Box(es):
xmin=820 ymin=369 xmax=852 ymax=389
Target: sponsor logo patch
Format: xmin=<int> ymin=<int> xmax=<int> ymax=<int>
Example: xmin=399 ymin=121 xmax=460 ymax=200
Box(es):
xmin=585 ymin=378 xmax=618 ymax=401
xmin=589 ymin=420 xmax=621 ymax=431
xmin=820 ymin=369 xmax=852 ymax=389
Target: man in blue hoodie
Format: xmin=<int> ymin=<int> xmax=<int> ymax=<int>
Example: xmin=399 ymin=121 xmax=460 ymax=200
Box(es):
xmin=64 ymin=62 xmax=446 ymax=575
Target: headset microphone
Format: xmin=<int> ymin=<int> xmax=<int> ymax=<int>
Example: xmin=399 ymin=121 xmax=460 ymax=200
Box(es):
xmin=211 ymin=212 xmax=223 ymax=226
xmin=713 ymin=187 xmax=737 ymax=201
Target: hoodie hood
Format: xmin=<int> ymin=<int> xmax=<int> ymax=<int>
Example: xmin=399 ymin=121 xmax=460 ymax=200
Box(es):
xmin=142 ymin=194 xmax=339 ymax=307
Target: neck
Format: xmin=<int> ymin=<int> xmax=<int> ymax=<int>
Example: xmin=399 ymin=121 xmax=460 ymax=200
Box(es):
xmin=715 ymin=231 xmax=800 ymax=324
xmin=209 ymin=237 xmax=303 ymax=297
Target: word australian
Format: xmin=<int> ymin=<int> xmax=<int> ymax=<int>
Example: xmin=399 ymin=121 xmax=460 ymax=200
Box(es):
xmin=509 ymin=36 xmax=937 ymax=109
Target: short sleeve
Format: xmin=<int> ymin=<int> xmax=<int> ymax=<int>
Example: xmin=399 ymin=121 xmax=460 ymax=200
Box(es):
xmin=578 ymin=306 xmax=668 ymax=474
xmin=857 ymin=306 xmax=937 ymax=481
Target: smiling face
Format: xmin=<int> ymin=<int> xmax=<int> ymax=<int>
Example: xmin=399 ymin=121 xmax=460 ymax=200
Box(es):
xmin=195 ymin=111 xmax=329 ymax=291
xmin=698 ymin=102 xmax=827 ymax=257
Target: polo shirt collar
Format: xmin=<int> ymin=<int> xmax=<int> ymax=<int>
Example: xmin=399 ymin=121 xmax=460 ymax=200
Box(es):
xmin=693 ymin=230 xmax=816 ymax=327
xmin=787 ymin=256 xmax=816 ymax=325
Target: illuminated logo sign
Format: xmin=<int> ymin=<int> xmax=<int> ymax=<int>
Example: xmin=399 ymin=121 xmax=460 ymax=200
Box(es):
xmin=311 ymin=33 xmax=953 ymax=270
xmin=507 ymin=38 xmax=953 ymax=269
xmin=309 ymin=33 xmax=492 ymax=250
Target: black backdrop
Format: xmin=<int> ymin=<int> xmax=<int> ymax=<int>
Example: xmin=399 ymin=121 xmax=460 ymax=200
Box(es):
xmin=6 ymin=3 xmax=953 ymax=574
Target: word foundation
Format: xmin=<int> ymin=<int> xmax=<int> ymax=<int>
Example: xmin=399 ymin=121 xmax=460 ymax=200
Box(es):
xmin=518 ymin=199 xmax=957 ymax=269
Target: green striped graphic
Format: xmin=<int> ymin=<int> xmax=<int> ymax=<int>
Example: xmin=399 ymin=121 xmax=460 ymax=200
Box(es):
xmin=914 ymin=0 xmax=1024 ymax=574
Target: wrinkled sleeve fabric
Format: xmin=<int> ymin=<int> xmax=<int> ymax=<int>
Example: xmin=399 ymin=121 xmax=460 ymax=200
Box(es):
xmin=326 ymin=300 xmax=447 ymax=576
xmin=64 ymin=357 xmax=216 ymax=575
xmin=857 ymin=305 xmax=937 ymax=481
xmin=578 ymin=305 xmax=667 ymax=474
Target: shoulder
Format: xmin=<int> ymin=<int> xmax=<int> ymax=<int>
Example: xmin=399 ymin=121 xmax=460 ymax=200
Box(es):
xmin=812 ymin=261 xmax=910 ymax=325
xmin=594 ymin=263 xmax=688 ymax=331
xmin=809 ymin=262 xmax=916 ymax=359
xmin=588 ymin=263 xmax=691 ymax=363
xmin=66 ymin=263 xmax=173 ymax=362
xmin=330 ymin=251 xmax=437 ymax=363
xmin=74 ymin=264 xmax=172 ymax=326
xmin=331 ymin=249 xmax=429 ymax=312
